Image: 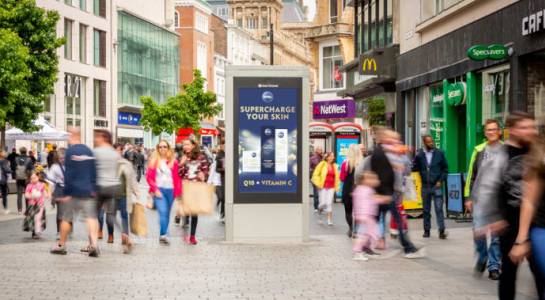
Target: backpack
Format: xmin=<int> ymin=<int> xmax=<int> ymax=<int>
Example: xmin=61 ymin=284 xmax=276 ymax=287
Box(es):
xmin=15 ymin=157 xmax=29 ymax=180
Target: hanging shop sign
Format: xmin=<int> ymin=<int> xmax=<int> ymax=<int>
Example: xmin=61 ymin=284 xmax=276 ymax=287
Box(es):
xmin=522 ymin=9 xmax=545 ymax=36
xmin=118 ymin=112 xmax=141 ymax=126
xmin=467 ymin=44 xmax=508 ymax=61
xmin=313 ymin=99 xmax=356 ymax=119
xmin=446 ymin=82 xmax=466 ymax=106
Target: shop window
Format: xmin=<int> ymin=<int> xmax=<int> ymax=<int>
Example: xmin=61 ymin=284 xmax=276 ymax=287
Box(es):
xmin=64 ymin=19 xmax=73 ymax=60
xmin=482 ymin=67 xmax=510 ymax=126
xmin=65 ymin=74 xmax=84 ymax=132
xmin=321 ymin=45 xmax=344 ymax=90
xmin=527 ymin=60 xmax=545 ymax=133
xmin=93 ymin=79 xmax=106 ymax=117
xmin=429 ymin=84 xmax=444 ymax=148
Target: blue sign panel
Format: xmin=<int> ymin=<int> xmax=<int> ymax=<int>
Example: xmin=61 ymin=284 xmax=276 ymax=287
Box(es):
xmin=447 ymin=173 xmax=463 ymax=213
xmin=335 ymin=136 xmax=359 ymax=197
xmin=237 ymin=88 xmax=298 ymax=193
xmin=118 ymin=112 xmax=141 ymax=126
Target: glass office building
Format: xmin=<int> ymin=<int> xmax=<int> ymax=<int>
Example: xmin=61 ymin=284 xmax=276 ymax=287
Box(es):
xmin=117 ymin=11 xmax=179 ymax=106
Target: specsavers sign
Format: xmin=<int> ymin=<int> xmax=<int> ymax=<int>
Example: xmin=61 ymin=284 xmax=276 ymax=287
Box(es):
xmin=467 ymin=44 xmax=508 ymax=61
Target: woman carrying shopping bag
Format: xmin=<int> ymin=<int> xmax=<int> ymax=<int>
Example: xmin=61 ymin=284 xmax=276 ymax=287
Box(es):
xmin=178 ymin=139 xmax=210 ymax=245
xmin=311 ymin=152 xmax=340 ymax=226
xmin=146 ymin=140 xmax=181 ymax=245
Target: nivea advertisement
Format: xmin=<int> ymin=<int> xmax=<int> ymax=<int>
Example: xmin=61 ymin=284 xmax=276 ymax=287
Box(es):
xmin=238 ymin=88 xmax=298 ymax=193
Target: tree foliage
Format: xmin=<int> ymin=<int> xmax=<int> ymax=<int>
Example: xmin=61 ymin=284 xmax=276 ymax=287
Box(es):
xmin=140 ymin=69 xmax=223 ymax=136
xmin=0 ymin=0 xmax=63 ymax=136
xmin=368 ymin=98 xmax=386 ymax=126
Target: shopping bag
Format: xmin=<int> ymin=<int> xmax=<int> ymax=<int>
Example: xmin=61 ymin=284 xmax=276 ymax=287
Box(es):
xmin=130 ymin=203 xmax=148 ymax=236
xmin=178 ymin=180 xmax=215 ymax=216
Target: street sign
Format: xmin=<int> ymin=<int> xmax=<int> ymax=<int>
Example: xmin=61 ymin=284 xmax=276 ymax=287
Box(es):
xmin=446 ymin=82 xmax=466 ymax=106
xmin=313 ymin=99 xmax=356 ymax=119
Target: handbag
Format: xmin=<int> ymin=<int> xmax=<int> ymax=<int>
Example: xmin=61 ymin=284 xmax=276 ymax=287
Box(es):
xmin=130 ymin=203 xmax=148 ymax=236
xmin=178 ymin=180 xmax=215 ymax=216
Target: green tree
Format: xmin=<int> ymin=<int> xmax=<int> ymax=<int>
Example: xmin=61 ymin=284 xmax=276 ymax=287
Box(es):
xmin=141 ymin=69 xmax=222 ymax=137
xmin=0 ymin=0 xmax=63 ymax=148
xmin=367 ymin=98 xmax=386 ymax=126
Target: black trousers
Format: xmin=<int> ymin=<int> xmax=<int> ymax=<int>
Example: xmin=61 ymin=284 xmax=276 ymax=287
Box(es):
xmin=216 ymin=185 xmax=225 ymax=218
xmin=183 ymin=216 xmax=199 ymax=236
xmin=499 ymin=227 xmax=545 ymax=300
xmin=0 ymin=183 xmax=8 ymax=209
xmin=342 ymin=194 xmax=353 ymax=233
xmin=16 ymin=179 xmax=27 ymax=212
xmin=136 ymin=166 xmax=144 ymax=182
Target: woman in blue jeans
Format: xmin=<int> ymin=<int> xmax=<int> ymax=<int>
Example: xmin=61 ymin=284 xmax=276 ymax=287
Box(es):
xmin=146 ymin=140 xmax=181 ymax=245
xmin=510 ymin=136 xmax=545 ymax=299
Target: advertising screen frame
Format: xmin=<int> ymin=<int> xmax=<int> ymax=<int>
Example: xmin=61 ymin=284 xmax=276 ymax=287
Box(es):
xmin=233 ymin=76 xmax=303 ymax=204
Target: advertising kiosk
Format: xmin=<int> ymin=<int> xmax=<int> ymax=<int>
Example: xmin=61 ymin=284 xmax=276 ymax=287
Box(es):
xmin=309 ymin=122 xmax=333 ymax=154
xmin=225 ymin=66 xmax=310 ymax=242
xmin=333 ymin=122 xmax=362 ymax=198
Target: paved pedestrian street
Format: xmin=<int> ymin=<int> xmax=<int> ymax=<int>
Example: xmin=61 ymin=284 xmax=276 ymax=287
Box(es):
xmin=0 ymin=190 xmax=539 ymax=300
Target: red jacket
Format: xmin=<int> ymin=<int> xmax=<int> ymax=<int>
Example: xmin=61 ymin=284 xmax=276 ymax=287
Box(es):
xmin=146 ymin=159 xmax=182 ymax=198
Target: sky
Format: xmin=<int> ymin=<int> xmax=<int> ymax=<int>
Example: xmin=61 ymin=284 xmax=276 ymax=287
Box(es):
xmin=303 ymin=0 xmax=316 ymax=21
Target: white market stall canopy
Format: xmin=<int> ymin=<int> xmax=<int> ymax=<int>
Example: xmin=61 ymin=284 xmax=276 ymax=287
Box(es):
xmin=6 ymin=117 xmax=69 ymax=141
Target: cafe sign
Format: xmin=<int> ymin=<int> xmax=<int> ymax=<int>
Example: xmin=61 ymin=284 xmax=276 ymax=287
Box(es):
xmin=446 ymin=82 xmax=466 ymax=106
xmin=467 ymin=44 xmax=508 ymax=61
xmin=522 ymin=9 xmax=545 ymax=36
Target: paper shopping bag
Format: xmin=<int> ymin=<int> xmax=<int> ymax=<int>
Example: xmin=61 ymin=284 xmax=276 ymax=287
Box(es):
xmin=130 ymin=203 xmax=148 ymax=236
xmin=178 ymin=180 xmax=215 ymax=216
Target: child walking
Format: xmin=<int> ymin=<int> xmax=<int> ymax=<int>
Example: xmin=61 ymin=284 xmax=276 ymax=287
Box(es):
xmin=23 ymin=172 xmax=48 ymax=239
xmin=352 ymin=171 xmax=390 ymax=261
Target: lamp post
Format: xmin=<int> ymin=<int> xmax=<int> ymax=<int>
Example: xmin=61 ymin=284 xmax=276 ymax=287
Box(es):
xmin=269 ymin=23 xmax=274 ymax=65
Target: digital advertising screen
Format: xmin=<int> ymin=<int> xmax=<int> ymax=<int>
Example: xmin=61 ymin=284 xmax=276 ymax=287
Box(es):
xmin=233 ymin=77 xmax=302 ymax=204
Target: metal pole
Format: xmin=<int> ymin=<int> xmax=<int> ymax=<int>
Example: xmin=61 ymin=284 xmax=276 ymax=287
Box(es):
xmin=270 ymin=23 xmax=274 ymax=65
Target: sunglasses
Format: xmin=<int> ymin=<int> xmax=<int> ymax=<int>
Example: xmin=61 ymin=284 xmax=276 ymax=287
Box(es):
xmin=158 ymin=145 xmax=168 ymax=149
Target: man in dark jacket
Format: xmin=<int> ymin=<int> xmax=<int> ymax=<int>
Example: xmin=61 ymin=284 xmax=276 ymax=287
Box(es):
xmin=495 ymin=112 xmax=544 ymax=300
xmin=372 ymin=128 xmax=424 ymax=258
xmin=135 ymin=146 xmax=145 ymax=182
xmin=0 ymin=150 xmax=11 ymax=214
xmin=7 ymin=148 xmax=18 ymax=180
xmin=412 ymin=135 xmax=449 ymax=239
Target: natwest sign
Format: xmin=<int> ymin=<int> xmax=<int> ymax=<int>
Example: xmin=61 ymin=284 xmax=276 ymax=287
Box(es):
xmin=313 ymin=99 xmax=355 ymax=120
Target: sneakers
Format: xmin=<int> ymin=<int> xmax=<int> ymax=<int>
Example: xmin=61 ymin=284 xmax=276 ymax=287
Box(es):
xmin=88 ymin=246 xmax=100 ymax=258
xmin=488 ymin=270 xmax=501 ymax=281
xmin=327 ymin=220 xmax=333 ymax=226
xmin=80 ymin=245 xmax=92 ymax=253
xmin=314 ymin=209 xmax=318 ymax=213
xmin=363 ymin=248 xmax=381 ymax=258
xmin=422 ymin=231 xmax=430 ymax=238
xmin=159 ymin=236 xmax=170 ymax=246
xmin=189 ymin=235 xmax=198 ymax=245
xmin=3 ymin=209 xmax=10 ymax=215
xmin=50 ymin=244 xmax=67 ymax=255
xmin=474 ymin=261 xmax=487 ymax=275
xmin=56 ymin=233 xmax=60 ymax=241
xmin=353 ymin=252 xmax=369 ymax=261
xmin=404 ymin=247 xmax=426 ymax=259
xmin=439 ymin=230 xmax=448 ymax=240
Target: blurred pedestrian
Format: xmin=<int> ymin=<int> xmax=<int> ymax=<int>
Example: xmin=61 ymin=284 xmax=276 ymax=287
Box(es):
xmin=310 ymin=147 xmax=323 ymax=212
xmin=23 ymin=172 xmax=48 ymax=239
xmin=178 ymin=139 xmax=210 ymax=245
xmin=509 ymin=130 xmax=545 ymax=299
xmin=47 ymin=148 xmax=68 ymax=240
xmin=464 ymin=119 xmax=503 ymax=280
xmin=146 ymin=140 xmax=181 ymax=245
xmin=93 ymin=130 xmax=120 ymax=244
xmin=47 ymin=145 xmax=57 ymax=169
xmin=412 ymin=135 xmax=448 ymax=239
xmin=352 ymin=171 xmax=390 ymax=261
xmin=50 ymin=127 xmax=99 ymax=257
xmin=0 ymin=151 xmax=11 ymax=214
xmin=372 ymin=128 xmax=424 ymax=258
xmin=493 ymin=112 xmax=543 ymax=299
xmin=114 ymin=143 xmax=140 ymax=254
xmin=311 ymin=152 xmax=340 ymax=226
xmin=135 ymin=146 xmax=145 ymax=183
xmin=340 ymin=144 xmax=361 ymax=237
xmin=7 ymin=148 xmax=18 ymax=180
xmin=215 ymin=140 xmax=226 ymax=222
xmin=28 ymin=150 xmax=37 ymax=165
xmin=15 ymin=147 xmax=34 ymax=214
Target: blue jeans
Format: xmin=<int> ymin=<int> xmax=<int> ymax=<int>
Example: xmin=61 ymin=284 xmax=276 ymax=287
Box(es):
xmin=116 ymin=197 xmax=129 ymax=235
xmin=379 ymin=193 xmax=416 ymax=254
xmin=531 ymin=227 xmax=545 ymax=282
xmin=422 ymin=186 xmax=445 ymax=231
xmin=154 ymin=188 xmax=174 ymax=236
xmin=312 ymin=183 xmax=319 ymax=210
xmin=475 ymin=234 xmax=501 ymax=272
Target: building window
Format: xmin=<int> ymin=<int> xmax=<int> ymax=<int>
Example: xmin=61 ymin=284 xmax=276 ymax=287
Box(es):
xmin=321 ymin=45 xmax=344 ymax=90
xmin=79 ymin=24 xmax=87 ymax=64
xmin=421 ymin=0 xmax=463 ymax=20
xmin=65 ymin=74 xmax=84 ymax=131
xmin=79 ymin=0 xmax=86 ymax=11
xmin=197 ymin=41 xmax=208 ymax=84
xmin=195 ymin=12 xmax=208 ymax=34
xmin=93 ymin=29 xmax=106 ymax=67
xmin=330 ymin=0 xmax=338 ymax=23
xmin=261 ymin=16 xmax=268 ymax=29
xmin=93 ymin=80 xmax=106 ymax=117
xmin=236 ymin=18 xmax=243 ymax=27
xmin=246 ymin=16 xmax=257 ymax=29
xmin=93 ymin=0 xmax=106 ymax=18
xmin=64 ymin=19 xmax=73 ymax=60
xmin=174 ymin=11 xmax=180 ymax=28
xmin=482 ymin=67 xmax=510 ymax=126
xmin=358 ymin=0 xmax=393 ymax=53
